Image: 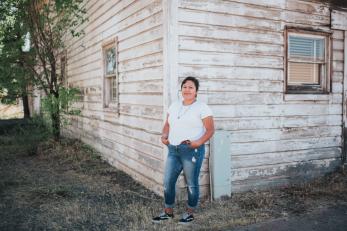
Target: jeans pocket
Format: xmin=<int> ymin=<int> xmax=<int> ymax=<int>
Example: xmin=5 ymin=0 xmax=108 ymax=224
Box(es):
xmin=193 ymin=148 xmax=200 ymax=159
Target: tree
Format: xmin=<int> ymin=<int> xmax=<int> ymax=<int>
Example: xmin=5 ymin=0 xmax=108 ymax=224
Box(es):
xmin=0 ymin=0 xmax=33 ymax=118
xmin=0 ymin=0 xmax=86 ymax=140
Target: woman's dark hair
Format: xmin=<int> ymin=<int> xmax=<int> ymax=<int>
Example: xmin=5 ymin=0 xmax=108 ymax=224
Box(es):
xmin=181 ymin=76 xmax=199 ymax=91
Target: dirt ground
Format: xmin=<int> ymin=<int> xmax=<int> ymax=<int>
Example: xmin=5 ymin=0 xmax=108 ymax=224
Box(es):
xmin=232 ymin=203 xmax=347 ymax=231
xmin=1 ymin=119 xmax=347 ymax=231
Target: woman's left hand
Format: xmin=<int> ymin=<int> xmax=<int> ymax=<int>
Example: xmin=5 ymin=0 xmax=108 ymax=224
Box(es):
xmin=189 ymin=140 xmax=201 ymax=149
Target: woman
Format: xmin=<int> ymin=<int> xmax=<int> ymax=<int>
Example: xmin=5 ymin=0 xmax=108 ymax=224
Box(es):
xmin=152 ymin=76 xmax=215 ymax=224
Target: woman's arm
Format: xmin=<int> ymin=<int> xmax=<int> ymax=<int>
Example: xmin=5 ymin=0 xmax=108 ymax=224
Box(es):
xmin=161 ymin=114 xmax=170 ymax=145
xmin=190 ymin=116 xmax=215 ymax=148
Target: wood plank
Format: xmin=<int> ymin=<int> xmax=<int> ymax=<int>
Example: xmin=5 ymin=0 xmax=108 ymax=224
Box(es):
xmin=228 ymin=126 xmax=341 ymax=143
xmin=119 ymin=114 xmax=162 ymax=133
xmin=333 ymin=61 xmax=344 ymax=72
xmin=284 ymin=94 xmax=329 ymax=101
xmin=86 ymin=0 xmax=127 ymax=26
xmin=333 ymin=40 xmax=344 ymax=51
xmin=119 ymin=51 xmax=163 ymax=72
xmin=179 ymin=0 xmax=281 ymax=20
xmin=179 ymin=65 xmax=283 ymax=81
xmin=331 ymin=10 xmax=347 ymax=30
xmin=179 ymin=37 xmax=283 ymax=56
xmin=81 ymin=122 xmax=164 ymax=160
xmin=215 ymin=115 xmax=342 ymax=130
xmin=332 ymin=30 xmax=344 ymax=40
xmin=76 ymin=111 xmax=163 ymax=133
xmin=229 ymin=136 xmax=341 ymax=155
xmin=230 ymin=158 xmax=340 ymax=182
xmin=119 ymin=39 xmax=163 ymax=62
xmin=119 ymin=94 xmax=163 ymax=106
xmin=117 ymin=11 xmax=163 ymax=42
xmin=179 ymin=0 xmax=329 ymax=25
xmin=200 ymin=79 xmax=282 ymax=92
xmin=230 ymin=158 xmax=340 ymax=192
xmin=178 ymin=23 xmax=283 ymax=45
xmin=206 ymin=92 xmax=283 ymax=105
xmin=93 ymin=117 xmax=163 ymax=147
xmin=119 ymin=104 xmax=163 ymax=120
xmin=331 ymin=94 xmax=343 ymax=104
xmin=283 ymin=94 xmax=342 ymax=104
xmin=178 ymin=8 xmax=282 ymax=31
xmin=179 ymin=50 xmax=283 ymax=68
xmin=211 ymin=104 xmax=342 ymax=118
xmin=333 ymin=50 xmax=344 ymax=62
xmin=332 ymin=71 xmax=343 ymax=83
xmin=68 ymin=68 xmax=102 ymax=82
xmin=119 ymin=66 xmax=163 ymax=82
xmin=68 ymin=0 xmax=161 ymax=61
xmin=224 ymin=0 xmax=286 ymax=9
xmin=231 ymin=147 xmax=341 ymax=169
xmin=103 ymin=0 xmax=162 ymax=42
xmin=203 ymin=92 xmax=340 ymax=105
xmin=332 ymin=82 xmax=343 ymax=93
xmin=285 ymin=0 xmax=330 ymax=15
xmin=119 ymin=25 xmax=163 ymax=52
xmin=119 ymin=80 xmax=163 ymax=93
xmin=68 ymin=0 xmax=136 ymax=52
xmin=69 ymin=33 xmax=162 ymax=68
xmin=282 ymin=10 xmax=329 ymax=26
xmin=68 ymin=49 xmax=101 ymax=72
xmin=81 ymin=0 xmax=154 ymax=47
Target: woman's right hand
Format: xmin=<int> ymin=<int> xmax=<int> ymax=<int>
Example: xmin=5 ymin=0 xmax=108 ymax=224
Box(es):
xmin=161 ymin=136 xmax=170 ymax=145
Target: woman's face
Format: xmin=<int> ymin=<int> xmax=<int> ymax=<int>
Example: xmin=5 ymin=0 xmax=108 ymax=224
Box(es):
xmin=181 ymin=80 xmax=197 ymax=101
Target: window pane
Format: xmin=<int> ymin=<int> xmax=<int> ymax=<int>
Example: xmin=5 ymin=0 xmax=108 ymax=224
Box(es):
xmin=288 ymin=62 xmax=321 ymax=85
xmin=289 ymin=36 xmax=324 ymax=61
xmin=105 ymin=47 xmax=116 ymax=75
xmin=112 ymin=77 xmax=117 ymax=101
xmin=105 ymin=77 xmax=112 ymax=107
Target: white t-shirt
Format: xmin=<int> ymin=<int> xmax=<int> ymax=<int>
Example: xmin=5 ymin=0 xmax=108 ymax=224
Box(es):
xmin=167 ymin=100 xmax=213 ymax=145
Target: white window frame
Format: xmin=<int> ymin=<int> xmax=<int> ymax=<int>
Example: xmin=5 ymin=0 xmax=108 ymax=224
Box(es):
xmin=102 ymin=38 xmax=119 ymax=110
xmin=285 ymin=28 xmax=331 ymax=94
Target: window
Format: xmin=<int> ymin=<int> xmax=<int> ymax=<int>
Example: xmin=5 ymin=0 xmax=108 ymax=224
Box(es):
xmin=285 ymin=28 xmax=331 ymax=94
xmin=102 ymin=38 xmax=118 ymax=108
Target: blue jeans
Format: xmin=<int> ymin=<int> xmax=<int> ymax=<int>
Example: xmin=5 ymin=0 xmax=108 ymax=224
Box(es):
xmin=164 ymin=144 xmax=205 ymax=210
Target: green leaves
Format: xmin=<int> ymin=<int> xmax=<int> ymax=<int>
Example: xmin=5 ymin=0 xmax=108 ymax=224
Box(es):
xmin=41 ymin=87 xmax=81 ymax=133
xmin=0 ymin=0 xmax=87 ymax=139
xmin=42 ymin=87 xmax=81 ymax=115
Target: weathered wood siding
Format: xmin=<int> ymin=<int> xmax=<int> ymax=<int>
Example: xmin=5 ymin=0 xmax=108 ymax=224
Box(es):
xmin=177 ymin=0 xmax=344 ymax=192
xmin=63 ymin=0 xmax=165 ymax=195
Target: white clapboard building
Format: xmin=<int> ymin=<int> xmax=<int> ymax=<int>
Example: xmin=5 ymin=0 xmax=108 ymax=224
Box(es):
xmin=62 ymin=0 xmax=347 ymax=199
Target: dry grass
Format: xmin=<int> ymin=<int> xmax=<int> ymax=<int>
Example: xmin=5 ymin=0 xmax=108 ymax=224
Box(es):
xmin=1 ymin=119 xmax=347 ymax=231
xmin=0 ymin=103 xmax=23 ymax=119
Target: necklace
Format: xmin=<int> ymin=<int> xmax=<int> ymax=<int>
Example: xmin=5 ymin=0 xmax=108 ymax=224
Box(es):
xmin=177 ymin=100 xmax=195 ymax=119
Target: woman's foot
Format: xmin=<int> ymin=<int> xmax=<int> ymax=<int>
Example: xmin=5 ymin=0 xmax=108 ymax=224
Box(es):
xmin=178 ymin=212 xmax=194 ymax=224
xmin=152 ymin=208 xmax=174 ymax=223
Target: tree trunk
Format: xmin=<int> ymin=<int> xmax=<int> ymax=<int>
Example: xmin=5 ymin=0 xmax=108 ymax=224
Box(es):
xmin=51 ymin=109 xmax=60 ymax=141
xmin=22 ymin=94 xmax=30 ymax=119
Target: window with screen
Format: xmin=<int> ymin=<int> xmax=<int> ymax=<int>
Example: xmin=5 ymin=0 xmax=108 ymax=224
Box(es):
xmin=286 ymin=29 xmax=331 ymax=93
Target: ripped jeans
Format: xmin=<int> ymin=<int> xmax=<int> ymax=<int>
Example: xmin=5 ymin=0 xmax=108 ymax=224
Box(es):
xmin=163 ymin=143 xmax=205 ymax=210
